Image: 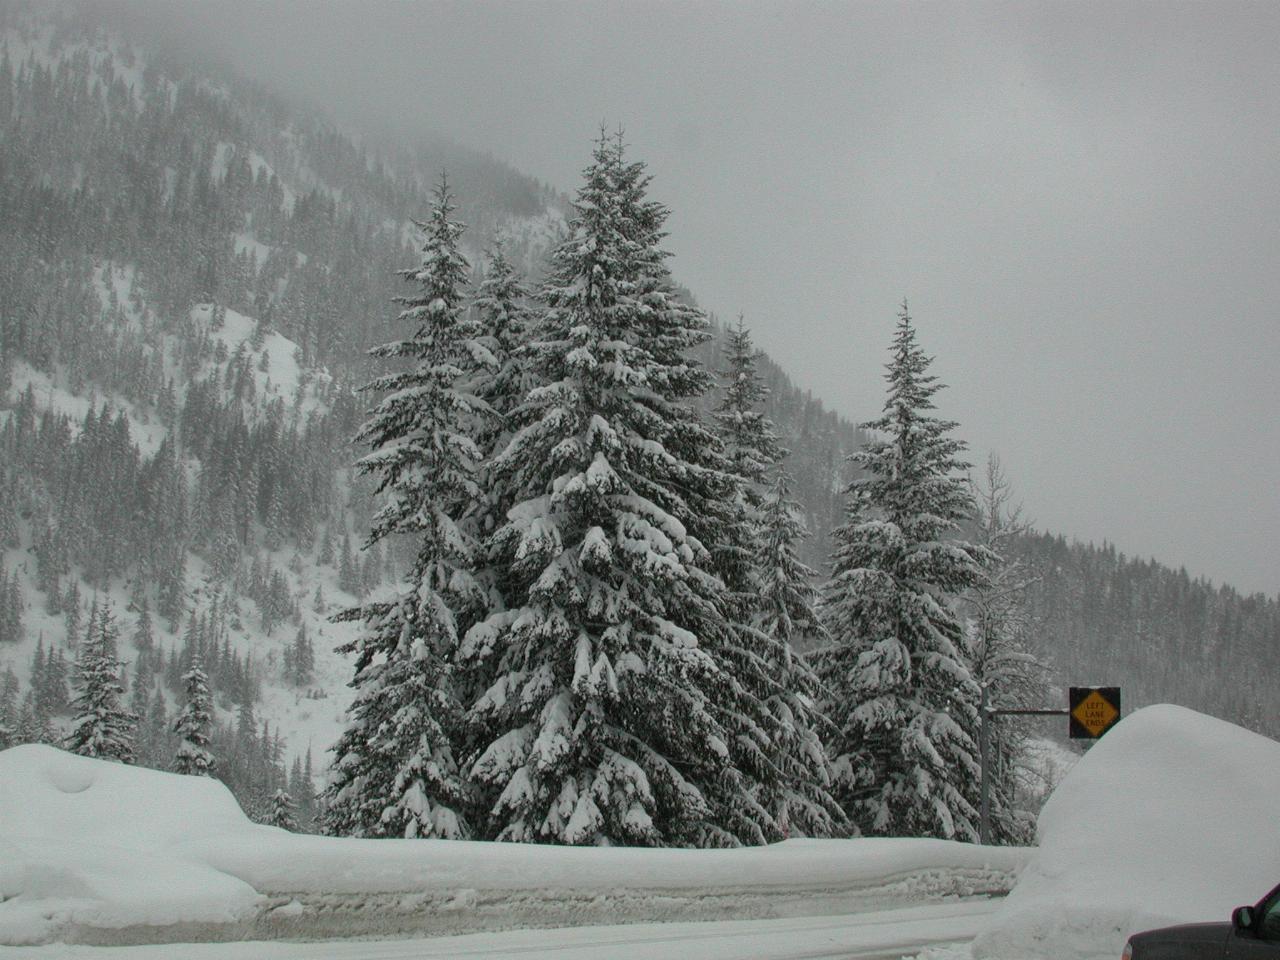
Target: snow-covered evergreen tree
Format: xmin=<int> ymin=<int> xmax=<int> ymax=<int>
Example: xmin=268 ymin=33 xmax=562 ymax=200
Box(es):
xmin=270 ymin=787 xmax=299 ymax=831
xmin=467 ymin=238 xmax=539 ymax=641
xmin=706 ymin=318 xmax=777 ymax=607
xmin=816 ymin=303 xmax=989 ymax=841
xmin=462 ymin=134 xmax=787 ymax=846
xmin=966 ymin=454 xmax=1050 ymax=844
xmin=18 ymin=690 xmax=53 ymax=745
xmin=146 ymin=685 xmax=170 ymax=758
xmin=128 ymin=668 xmax=153 ymax=763
xmin=0 ymin=667 xmax=16 ymax=749
xmin=0 ymin=563 xmax=22 ymax=644
xmin=471 ymin=238 xmax=538 ymax=501
xmin=172 ymin=656 xmax=216 ymax=776
xmin=703 ymin=318 xmax=842 ymax=838
xmin=287 ymin=624 xmax=315 ymax=687
xmin=759 ymin=468 xmax=828 ymax=652
xmin=323 ymin=176 xmax=486 ymax=840
xmin=714 ymin=319 xmax=782 ymax=498
xmin=472 ymin=238 xmax=537 ymax=428
xmin=64 ymin=602 xmax=136 ymax=763
xmin=132 ymin=597 xmax=155 ymax=657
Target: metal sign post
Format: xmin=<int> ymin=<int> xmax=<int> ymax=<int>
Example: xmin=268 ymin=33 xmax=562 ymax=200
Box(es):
xmin=978 ymin=685 xmax=1121 ymax=846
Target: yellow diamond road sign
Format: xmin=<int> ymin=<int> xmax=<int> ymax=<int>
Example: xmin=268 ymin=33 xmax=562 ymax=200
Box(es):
xmin=1070 ymin=688 xmax=1120 ymax=738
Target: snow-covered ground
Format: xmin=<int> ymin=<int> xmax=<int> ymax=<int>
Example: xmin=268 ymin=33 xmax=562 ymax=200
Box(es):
xmin=193 ymin=302 xmax=332 ymax=411
xmin=0 ymin=745 xmax=1026 ymax=947
xmin=5 ymin=704 xmax=1270 ymax=957
xmin=1 ymin=900 xmax=997 ymax=960
xmin=975 ymin=704 xmax=1280 ymax=960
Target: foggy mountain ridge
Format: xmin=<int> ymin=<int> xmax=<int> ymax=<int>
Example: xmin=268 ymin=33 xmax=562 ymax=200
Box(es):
xmin=1 ymin=2 xmax=1278 ymax=826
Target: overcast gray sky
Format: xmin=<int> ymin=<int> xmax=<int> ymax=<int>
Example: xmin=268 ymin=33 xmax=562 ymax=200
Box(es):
xmin=154 ymin=0 xmax=1280 ymax=596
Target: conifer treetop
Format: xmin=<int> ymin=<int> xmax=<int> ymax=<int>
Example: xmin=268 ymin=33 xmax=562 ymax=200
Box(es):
xmin=856 ymin=301 xmax=985 ymax=561
xmin=714 ymin=317 xmax=782 ymax=490
xmin=472 ymin=236 xmax=538 ymax=432
xmin=357 ymin=173 xmax=491 ymax=551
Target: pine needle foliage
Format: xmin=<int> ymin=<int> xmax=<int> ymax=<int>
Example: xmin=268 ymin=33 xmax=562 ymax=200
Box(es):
xmin=172 ymin=656 xmax=215 ymax=776
xmin=816 ymin=303 xmax=989 ymax=841
xmin=714 ymin=318 xmax=782 ymax=496
xmin=707 ymin=321 xmax=843 ymax=839
xmin=462 ymin=133 xmax=770 ymax=846
xmin=966 ymin=454 xmax=1050 ymax=844
xmin=323 ymin=176 xmax=489 ymax=840
xmin=270 ymin=787 xmax=299 ymax=831
xmin=759 ymin=467 xmax=829 ymax=653
xmin=65 ymin=602 xmax=136 ymax=763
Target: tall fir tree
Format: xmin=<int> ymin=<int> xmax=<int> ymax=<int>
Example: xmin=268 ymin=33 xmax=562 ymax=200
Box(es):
xmin=702 ymin=318 xmax=843 ymax=838
xmin=133 ymin=597 xmax=156 ymax=659
xmin=337 ymin=532 xmax=359 ymax=596
xmin=816 ymin=303 xmax=989 ymax=841
xmin=43 ymin=643 xmax=69 ymax=714
xmin=148 ymin=685 xmax=171 ymax=760
xmin=63 ymin=581 xmax=82 ymax=648
xmin=0 ymin=666 xmax=17 ymax=749
xmin=30 ymin=636 xmax=46 ymax=709
xmin=713 ymin=319 xmax=782 ymax=499
xmin=18 ymin=690 xmax=54 ymax=745
xmin=465 ymin=237 xmax=540 ymax=756
xmin=323 ymin=175 xmax=485 ymax=840
xmin=0 ymin=565 xmax=21 ymax=644
xmin=461 ymin=134 xmax=792 ymax=846
xmin=64 ymin=603 xmax=137 ymax=763
xmin=471 ymin=238 xmax=536 ymax=430
xmin=966 ymin=454 xmax=1049 ymax=845
xmin=288 ymin=754 xmax=314 ymax=830
xmin=706 ymin=319 xmax=776 ymax=616
xmin=288 ymin=623 xmax=315 ymax=687
xmin=758 ymin=467 xmax=828 ymax=652
xmin=128 ymin=668 xmax=153 ymax=764
xmin=172 ymin=656 xmax=216 ymax=776
xmin=470 ymin=237 xmax=538 ymax=546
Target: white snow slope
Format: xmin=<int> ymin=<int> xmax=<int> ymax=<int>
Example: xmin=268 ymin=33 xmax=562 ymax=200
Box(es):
xmin=974 ymin=703 xmax=1280 ymax=960
xmin=0 ymin=745 xmax=1028 ymax=947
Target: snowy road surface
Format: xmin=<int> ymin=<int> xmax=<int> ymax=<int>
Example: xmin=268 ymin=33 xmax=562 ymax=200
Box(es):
xmin=2 ymin=900 xmax=994 ymax=960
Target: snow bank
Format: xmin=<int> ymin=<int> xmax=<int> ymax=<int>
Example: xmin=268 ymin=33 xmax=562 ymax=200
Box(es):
xmin=6 ymin=901 xmax=1002 ymax=960
xmin=0 ymin=746 xmax=263 ymax=944
xmin=1 ymin=745 xmax=1029 ymax=946
xmin=973 ymin=704 xmax=1280 ymax=960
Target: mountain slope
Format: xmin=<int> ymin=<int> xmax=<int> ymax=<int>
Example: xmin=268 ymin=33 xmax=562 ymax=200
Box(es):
xmin=0 ymin=5 xmax=870 ymax=821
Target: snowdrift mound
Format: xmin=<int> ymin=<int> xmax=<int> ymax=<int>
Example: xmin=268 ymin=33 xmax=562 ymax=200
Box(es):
xmin=0 ymin=745 xmax=265 ymax=944
xmin=973 ymin=704 xmax=1280 ymax=960
xmin=1 ymin=745 xmax=1029 ymax=946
